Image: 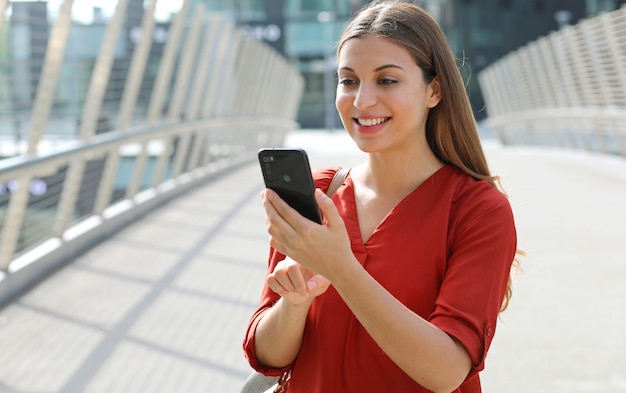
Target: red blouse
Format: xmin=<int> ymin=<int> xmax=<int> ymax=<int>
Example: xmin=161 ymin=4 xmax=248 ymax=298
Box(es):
xmin=244 ymin=165 xmax=517 ymax=392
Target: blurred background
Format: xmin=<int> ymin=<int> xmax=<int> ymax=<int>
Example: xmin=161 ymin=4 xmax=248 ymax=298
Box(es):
xmin=2 ymin=0 xmax=625 ymax=140
xmin=0 ymin=1 xmax=625 ymax=392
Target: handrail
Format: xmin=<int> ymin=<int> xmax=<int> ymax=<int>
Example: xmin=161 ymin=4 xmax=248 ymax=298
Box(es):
xmin=0 ymin=116 xmax=296 ymax=308
xmin=478 ymin=5 xmax=626 ymax=156
xmin=0 ymin=117 xmax=294 ymax=181
xmin=0 ymin=1 xmax=304 ymax=307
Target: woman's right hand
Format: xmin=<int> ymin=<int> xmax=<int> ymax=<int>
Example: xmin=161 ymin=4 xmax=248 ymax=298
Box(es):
xmin=267 ymin=256 xmax=331 ymax=305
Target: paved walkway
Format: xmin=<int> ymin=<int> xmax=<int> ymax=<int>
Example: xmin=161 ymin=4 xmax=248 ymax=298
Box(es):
xmin=0 ymin=131 xmax=625 ymax=392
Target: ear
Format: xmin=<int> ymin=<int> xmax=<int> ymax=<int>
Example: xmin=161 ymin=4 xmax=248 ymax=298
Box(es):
xmin=426 ymin=77 xmax=442 ymax=109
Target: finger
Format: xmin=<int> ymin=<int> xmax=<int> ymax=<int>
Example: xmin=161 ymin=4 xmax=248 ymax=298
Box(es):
xmin=264 ymin=189 xmax=293 ymax=219
xmin=314 ymin=189 xmax=343 ymax=228
xmin=262 ymin=189 xmax=283 ymax=219
xmin=262 ymin=190 xmax=297 ymax=249
xmin=271 ymin=267 xmax=295 ymax=292
xmin=265 ymin=275 xmax=287 ymax=295
xmin=306 ymin=273 xmax=331 ymax=296
xmin=267 ymin=275 xmax=289 ymax=296
xmin=272 ymin=260 xmax=309 ymax=297
xmin=267 ymin=275 xmax=311 ymax=305
xmin=287 ymin=267 xmax=309 ymax=296
xmin=283 ymin=257 xmax=309 ymax=296
xmin=263 ymin=190 xmax=297 ymax=231
xmin=266 ymin=188 xmax=312 ymax=228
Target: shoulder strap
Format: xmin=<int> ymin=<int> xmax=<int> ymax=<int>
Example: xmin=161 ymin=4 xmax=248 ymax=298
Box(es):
xmin=326 ymin=168 xmax=349 ymax=197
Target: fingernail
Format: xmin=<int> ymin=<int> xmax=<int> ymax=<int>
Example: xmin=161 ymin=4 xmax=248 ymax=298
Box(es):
xmin=307 ymin=280 xmax=317 ymax=291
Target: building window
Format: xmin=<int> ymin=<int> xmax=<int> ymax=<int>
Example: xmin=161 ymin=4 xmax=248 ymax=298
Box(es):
xmin=499 ymin=0 xmax=512 ymax=10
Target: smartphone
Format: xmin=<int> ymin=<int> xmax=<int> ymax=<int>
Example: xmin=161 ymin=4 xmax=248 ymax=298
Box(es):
xmin=258 ymin=148 xmax=322 ymax=224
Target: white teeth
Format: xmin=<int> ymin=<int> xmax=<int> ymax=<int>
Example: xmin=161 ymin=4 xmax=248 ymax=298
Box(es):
xmin=357 ymin=117 xmax=387 ymax=126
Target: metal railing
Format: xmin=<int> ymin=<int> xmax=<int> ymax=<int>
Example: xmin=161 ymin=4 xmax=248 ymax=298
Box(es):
xmin=478 ymin=5 xmax=626 ymax=156
xmin=0 ymin=0 xmax=303 ymax=305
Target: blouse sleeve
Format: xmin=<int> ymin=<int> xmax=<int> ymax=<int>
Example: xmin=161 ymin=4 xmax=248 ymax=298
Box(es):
xmin=429 ymin=183 xmax=517 ymax=377
xmin=242 ymin=167 xmax=341 ymax=375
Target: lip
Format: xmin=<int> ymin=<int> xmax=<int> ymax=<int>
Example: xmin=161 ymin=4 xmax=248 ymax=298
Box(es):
xmin=353 ymin=117 xmax=390 ymax=134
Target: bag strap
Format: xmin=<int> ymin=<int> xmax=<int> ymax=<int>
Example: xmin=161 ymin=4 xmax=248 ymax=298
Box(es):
xmin=326 ymin=167 xmax=349 ymax=197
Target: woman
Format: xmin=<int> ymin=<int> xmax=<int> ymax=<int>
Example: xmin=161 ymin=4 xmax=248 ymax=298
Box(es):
xmin=244 ymin=1 xmax=518 ymax=392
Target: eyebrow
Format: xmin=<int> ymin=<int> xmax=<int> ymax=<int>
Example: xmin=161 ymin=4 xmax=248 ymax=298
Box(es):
xmin=339 ymin=64 xmax=406 ymax=72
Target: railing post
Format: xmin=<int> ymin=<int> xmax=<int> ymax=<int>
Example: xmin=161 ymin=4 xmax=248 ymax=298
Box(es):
xmin=491 ymin=60 xmax=515 ymax=143
xmin=214 ymin=30 xmax=243 ymax=117
xmin=184 ymin=15 xmax=221 ymax=172
xmin=203 ymin=20 xmax=237 ymax=119
xmin=169 ymin=5 xmax=206 ymax=179
xmin=0 ymin=175 xmax=32 ymax=269
xmin=599 ymin=10 xmax=626 ymax=154
xmin=125 ymin=0 xmax=190 ymax=197
xmin=146 ymin=0 xmax=190 ymax=125
xmin=0 ymin=0 xmax=8 ymax=33
xmin=117 ymin=0 xmax=160 ymax=131
xmin=186 ymin=15 xmax=220 ymax=121
xmin=95 ymin=0 xmax=160 ymax=214
xmin=1 ymin=0 xmax=74 ymax=265
xmin=79 ymin=0 xmax=129 ymax=139
xmin=147 ymin=0 xmax=193 ymax=187
xmin=53 ymin=0 xmax=130 ymax=235
xmin=25 ymin=0 xmax=74 ymax=155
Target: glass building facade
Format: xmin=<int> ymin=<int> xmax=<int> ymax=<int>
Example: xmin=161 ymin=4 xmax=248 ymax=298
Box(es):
xmin=196 ymin=0 xmax=626 ymax=125
xmin=189 ymin=0 xmax=369 ymax=128
xmin=2 ymin=0 xmax=625 ymax=134
xmin=436 ymin=0 xmax=626 ymax=118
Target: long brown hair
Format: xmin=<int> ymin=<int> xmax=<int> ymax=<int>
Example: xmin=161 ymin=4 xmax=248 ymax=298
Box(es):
xmin=338 ymin=0 xmax=522 ymax=311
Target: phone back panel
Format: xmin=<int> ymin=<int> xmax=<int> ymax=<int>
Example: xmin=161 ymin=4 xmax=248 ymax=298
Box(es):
xmin=258 ymin=148 xmax=321 ymax=224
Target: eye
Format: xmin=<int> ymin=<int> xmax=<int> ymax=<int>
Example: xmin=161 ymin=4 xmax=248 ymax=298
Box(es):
xmin=338 ymin=78 xmax=357 ymax=86
xmin=379 ymin=78 xmax=398 ymax=85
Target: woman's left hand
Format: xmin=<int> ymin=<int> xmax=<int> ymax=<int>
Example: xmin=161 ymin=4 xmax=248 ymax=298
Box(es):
xmin=262 ymin=188 xmax=354 ymax=280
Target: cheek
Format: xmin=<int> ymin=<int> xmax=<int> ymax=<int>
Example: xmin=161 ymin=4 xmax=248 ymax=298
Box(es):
xmin=335 ymin=95 xmax=354 ymax=129
xmin=335 ymin=93 xmax=352 ymax=117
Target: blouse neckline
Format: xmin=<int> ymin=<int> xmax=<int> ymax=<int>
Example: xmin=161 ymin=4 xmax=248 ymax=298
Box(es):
xmin=342 ymin=165 xmax=453 ymax=249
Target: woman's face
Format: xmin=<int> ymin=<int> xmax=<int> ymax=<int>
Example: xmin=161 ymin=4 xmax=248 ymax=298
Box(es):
xmin=335 ymin=36 xmax=440 ymax=154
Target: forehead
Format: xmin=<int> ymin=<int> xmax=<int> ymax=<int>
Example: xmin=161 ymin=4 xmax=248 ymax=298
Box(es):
xmin=337 ymin=36 xmax=414 ymax=69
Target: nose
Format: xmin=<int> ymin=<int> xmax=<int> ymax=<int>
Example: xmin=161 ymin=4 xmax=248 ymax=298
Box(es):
xmin=353 ymin=83 xmax=377 ymax=110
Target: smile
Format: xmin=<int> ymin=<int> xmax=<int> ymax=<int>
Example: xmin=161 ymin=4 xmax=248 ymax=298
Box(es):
xmin=355 ymin=117 xmax=390 ymax=126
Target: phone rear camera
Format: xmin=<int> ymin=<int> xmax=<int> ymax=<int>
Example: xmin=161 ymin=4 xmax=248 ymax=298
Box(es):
xmin=262 ymin=156 xmax=274 ymax=163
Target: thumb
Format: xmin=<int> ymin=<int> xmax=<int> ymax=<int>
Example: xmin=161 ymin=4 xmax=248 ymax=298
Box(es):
xmin=315 ymin=189 xmax=342 ymax=227
xmin=306 ymin=273 xmax=331 ymax=295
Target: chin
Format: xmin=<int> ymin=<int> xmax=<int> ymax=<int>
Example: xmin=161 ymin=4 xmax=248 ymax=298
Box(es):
xmin=353 ymin=139 xmax=385 ymax=154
